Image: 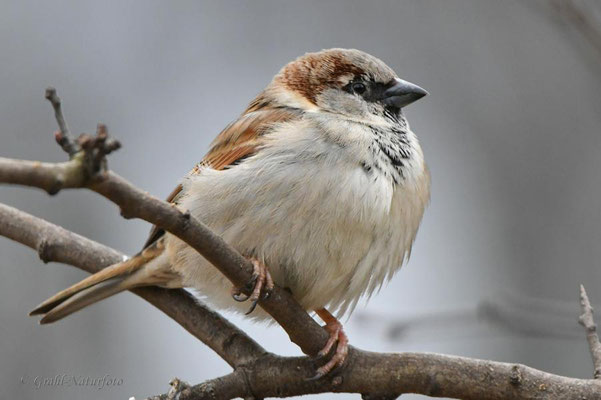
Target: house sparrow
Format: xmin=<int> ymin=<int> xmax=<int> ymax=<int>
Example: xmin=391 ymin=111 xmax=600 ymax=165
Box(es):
xmin=30 ymin=48 xmax=430 ymax=378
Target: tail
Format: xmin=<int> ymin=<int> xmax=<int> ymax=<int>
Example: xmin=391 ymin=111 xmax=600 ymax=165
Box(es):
xmin=30 ymin=239 xmax=180 ymax=324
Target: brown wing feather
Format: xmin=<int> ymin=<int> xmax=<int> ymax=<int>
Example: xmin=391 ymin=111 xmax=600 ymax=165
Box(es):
xmin=203 ymin=107 xmax=298 ymax=170
xmin=142 ymin=104 xmax=301 ymax=249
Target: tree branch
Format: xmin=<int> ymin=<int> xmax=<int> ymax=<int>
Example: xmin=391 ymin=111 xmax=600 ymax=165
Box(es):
xmin=0 ymin=157 xmax=85 ymax=195
xmin=2 ymin=203 xmax=601 ymax=400
xmin=0 ymin=202 xmax=265 ymax=368
xmin=148 ymin=351 xmax=601 ymax=400
xmin=579 ymin=284 xmax=601 ymax=379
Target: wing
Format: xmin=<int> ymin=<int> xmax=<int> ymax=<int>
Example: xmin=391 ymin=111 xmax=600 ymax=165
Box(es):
xmin=142 ymin=105 xmax=301 ymax=249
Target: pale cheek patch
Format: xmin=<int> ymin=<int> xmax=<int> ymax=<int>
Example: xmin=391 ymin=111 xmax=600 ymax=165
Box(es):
xmin=316 ymin=88 xmax=367 ymax=117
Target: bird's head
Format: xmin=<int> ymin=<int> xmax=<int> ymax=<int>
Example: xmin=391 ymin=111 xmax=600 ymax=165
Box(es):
xmin=263 ymin=48 xmax=427 ymax=124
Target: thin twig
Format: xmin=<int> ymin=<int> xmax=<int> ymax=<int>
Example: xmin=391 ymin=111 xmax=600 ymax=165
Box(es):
xmin=45 ymin=87 xmax=79 ymax=156
xmin=579 ymin=284 xmax=601 ymax=378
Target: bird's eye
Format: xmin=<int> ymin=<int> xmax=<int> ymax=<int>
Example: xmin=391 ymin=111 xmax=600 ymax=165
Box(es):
xmin=351 ymin=82 xmax=366 ymax=95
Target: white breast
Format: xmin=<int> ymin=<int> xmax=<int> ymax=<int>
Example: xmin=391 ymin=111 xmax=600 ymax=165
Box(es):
xmin=166 ymin=117 xmax=430 ymax=319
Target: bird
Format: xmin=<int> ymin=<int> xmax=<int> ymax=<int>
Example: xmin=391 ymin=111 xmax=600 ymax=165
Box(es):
xmin=29 ymin=48 xmax=430 ymax=378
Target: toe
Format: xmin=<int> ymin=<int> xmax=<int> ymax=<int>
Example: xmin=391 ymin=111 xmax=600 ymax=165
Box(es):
xmin=243 ymin=258 xmax=272 ymax=315
xmin=316 ymin=314 xmax=343 ymax=358
xmin=311 ymin=330 xmax=349 ymax=379
xmin=310 ymin=308 xmax=349 ymax=379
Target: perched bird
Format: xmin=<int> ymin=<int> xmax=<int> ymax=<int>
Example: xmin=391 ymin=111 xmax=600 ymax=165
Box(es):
xmin=30 ymin=48 xmax=430 ymax=378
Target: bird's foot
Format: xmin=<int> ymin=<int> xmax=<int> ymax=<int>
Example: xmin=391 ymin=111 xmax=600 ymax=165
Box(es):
xmin=308 ymin=308 xmax=349 ymax=380
xmin=231 ymin=257 xmax=274 ymax=315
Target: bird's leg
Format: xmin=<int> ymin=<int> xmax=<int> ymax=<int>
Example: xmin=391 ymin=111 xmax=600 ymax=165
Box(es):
xmin=231 ymin=257 xmax=274 ymax=314
xmin=309 ymin=308 xmax=349 ymax=380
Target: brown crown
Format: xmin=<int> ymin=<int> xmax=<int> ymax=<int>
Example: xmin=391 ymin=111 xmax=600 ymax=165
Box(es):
xmin=274 ymin=49 xmax=368 ymax=104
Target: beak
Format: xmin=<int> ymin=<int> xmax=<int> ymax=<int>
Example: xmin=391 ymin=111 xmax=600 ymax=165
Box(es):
xmin=382 ymin=78 xmax=428 ymax=108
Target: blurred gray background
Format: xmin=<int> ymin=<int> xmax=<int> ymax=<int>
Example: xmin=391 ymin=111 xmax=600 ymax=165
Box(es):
xmin=1 ymin=1 xmax=601 ymax=399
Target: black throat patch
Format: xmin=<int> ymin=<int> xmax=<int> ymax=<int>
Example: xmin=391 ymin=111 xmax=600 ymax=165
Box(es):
xmin=363 ymin=120 xmax=412 ymax=185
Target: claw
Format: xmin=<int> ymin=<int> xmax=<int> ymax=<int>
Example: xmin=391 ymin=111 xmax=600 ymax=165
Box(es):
xmin=308 ymin=308 xmax=349 ymax=379
xmin=245 ymin=299 xmax=260 ymax=315
xmin=231 ymin=258 xmax=274 ymax=314
xmin=306 ymin=359 xmax=346 ymax=381
xmin=231 ymin=290 xmax=249 ymax=302
xmin=305 ymin=371 xmax=327 ymax=381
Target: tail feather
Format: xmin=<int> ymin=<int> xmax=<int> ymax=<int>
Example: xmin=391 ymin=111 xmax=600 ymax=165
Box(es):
xmin=30 ymin=256 xmax=145 ymax=316
xmin=30 ymin=239 xmax=179 ymax=323
xmin=39 ymin=277 xmax=131 ymax=324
